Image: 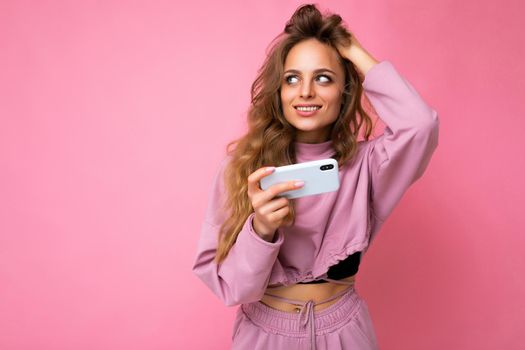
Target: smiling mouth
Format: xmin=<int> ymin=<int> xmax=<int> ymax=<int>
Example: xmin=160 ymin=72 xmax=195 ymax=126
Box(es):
xmin=294 ymin=105 xmax=322 ymax=111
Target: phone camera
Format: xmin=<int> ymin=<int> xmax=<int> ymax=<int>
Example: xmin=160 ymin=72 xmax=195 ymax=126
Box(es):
xmin=320 ymin=164 xmax=334 ymax=171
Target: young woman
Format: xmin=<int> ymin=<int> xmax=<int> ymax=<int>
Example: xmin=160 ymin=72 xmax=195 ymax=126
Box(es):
xmin=192 ymin=4 xmax=439 ymax=349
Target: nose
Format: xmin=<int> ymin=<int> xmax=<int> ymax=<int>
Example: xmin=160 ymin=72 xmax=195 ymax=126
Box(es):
xmin=300 ymin=79 xmax=315 ymax=99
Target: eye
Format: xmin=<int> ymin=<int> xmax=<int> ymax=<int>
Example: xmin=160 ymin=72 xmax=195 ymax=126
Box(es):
xmin=285 ymin=75 xmax=299 ymax=84
xmin=317 ymin=74 xmax=332 ymax=83
xmin=284 ymin=74 xmax=332 ymax=85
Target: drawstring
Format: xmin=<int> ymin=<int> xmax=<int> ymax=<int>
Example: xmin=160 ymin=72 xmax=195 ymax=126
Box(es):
xmin=299 ymin=300 xmax=316 ymax=350
xmin=263 ymin=279 xmax=355 ymax=350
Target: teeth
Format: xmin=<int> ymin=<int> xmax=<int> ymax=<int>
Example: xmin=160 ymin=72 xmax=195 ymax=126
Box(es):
xmin=296 ymin=106 xmax=321 ymax=111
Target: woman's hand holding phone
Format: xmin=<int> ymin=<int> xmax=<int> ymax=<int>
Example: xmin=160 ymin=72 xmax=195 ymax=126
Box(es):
xmin=247 ymin=166 xmax=304 ymax=242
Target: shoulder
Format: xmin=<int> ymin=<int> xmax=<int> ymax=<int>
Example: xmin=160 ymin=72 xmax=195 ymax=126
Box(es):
xmin=210 ymin=153 xmax=235 ymax=190
xmin=217 ymin=153 xmax=234 ymax=174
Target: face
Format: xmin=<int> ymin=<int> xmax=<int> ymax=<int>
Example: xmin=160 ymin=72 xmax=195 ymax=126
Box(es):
xmin=280 ymin=38 xmax=345 ymax=143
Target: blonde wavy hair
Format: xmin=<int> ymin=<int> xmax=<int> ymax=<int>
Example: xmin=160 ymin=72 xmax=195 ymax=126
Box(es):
xmin=214 ymin=4 xmax=376 ymax=264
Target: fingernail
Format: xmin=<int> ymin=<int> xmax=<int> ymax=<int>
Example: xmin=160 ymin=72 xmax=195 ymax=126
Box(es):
xmin=295 ymin=181 xmax=304 ymax=187
xmin=266 ymin=167 xmax=275 ymax=173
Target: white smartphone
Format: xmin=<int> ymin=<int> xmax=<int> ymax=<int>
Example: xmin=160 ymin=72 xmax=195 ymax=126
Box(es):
xmin=259 ymin=158 xmax=340 ymax=199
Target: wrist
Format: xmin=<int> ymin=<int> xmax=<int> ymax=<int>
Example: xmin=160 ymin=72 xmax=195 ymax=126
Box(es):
xmin=252 ymin=216 xmax=275 ymax=242
xmin=346 ymin=47 xmax=379 ymax=76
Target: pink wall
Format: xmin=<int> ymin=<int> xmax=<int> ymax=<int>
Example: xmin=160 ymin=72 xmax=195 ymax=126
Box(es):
xmin=1 ymin=0 xmax=523 ymax=349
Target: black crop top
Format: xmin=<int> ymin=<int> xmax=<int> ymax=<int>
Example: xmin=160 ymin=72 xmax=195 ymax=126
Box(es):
xmin=297 ymin=251 xmax=362 ymax=284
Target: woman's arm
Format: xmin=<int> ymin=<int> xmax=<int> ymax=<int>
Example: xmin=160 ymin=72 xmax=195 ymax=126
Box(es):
xmin=191 ymin=157 xmax=285 ymax=307
xmin=338 ymin=35 xmax=439 ymax=232
xmin=363 ymin=61 xmax=439 ymax=225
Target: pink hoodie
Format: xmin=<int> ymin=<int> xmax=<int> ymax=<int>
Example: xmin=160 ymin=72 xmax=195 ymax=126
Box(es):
xmin=192 ymin=60 xmax=439 ymax=307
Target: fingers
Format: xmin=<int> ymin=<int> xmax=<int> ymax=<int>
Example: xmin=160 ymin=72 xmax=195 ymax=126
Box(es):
xmin=247 ymin=166 xmax=275 ymax=197
xmin=257 ymin=197 xmax=289 ymax=216
xmin=246 ymin=166 xmax=301 ymax=237
xmin=256 ymin=204 xmax=289 ymax=227
xmin=252 ymin=180 xmax=303 ymax=209
xmin=268 ymin=205 xmax=290 ymax=222
xmin=268 ymin=180 xmax=304 ymax=200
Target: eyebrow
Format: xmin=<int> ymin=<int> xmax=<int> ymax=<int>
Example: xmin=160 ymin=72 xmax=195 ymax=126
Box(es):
xmin=284 ymin=68 xmax=337 ymax=75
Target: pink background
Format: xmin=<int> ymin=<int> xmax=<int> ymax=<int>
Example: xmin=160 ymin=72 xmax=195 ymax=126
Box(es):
xmin=1 ymin=0 xmax=524 ymax=349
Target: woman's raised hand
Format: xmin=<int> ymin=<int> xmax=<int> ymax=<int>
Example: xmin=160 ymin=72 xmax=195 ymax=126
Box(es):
xmin=247 ymin=166 xmax=304 ymax=241
xmin=335 ymin=34 xmax=365 ymax=62
xmin=335 ymin=33 xmax=379 ymax=77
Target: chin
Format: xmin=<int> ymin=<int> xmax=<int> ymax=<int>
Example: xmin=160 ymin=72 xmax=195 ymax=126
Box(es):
xmin=291 ymin=120 xmax=325 ymax=131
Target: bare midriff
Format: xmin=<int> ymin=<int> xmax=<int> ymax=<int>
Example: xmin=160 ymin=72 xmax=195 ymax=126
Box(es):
xmin=259 ymin=274 xmax=356 ymax=313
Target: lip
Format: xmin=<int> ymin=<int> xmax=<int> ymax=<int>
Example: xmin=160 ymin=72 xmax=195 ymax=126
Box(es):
xmin=294 ymin=104 xmax=322 ymax=117
xmin=294 ymin=104 xmax=322 ymax=107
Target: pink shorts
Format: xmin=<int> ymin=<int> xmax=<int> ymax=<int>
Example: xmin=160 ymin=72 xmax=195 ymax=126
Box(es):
xmin=231 ymin=285 xmax=379 ymax=349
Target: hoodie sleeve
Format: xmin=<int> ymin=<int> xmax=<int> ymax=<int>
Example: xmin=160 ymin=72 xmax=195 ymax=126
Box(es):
xmin=363 ymin=61 xmax=440 ymax=236
xmin=191 ymin=156 xmax=285 ymax=307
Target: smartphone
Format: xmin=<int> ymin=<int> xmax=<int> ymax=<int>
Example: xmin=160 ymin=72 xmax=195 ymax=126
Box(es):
xmin=259 ymin=158 xmax=340 ymax=199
